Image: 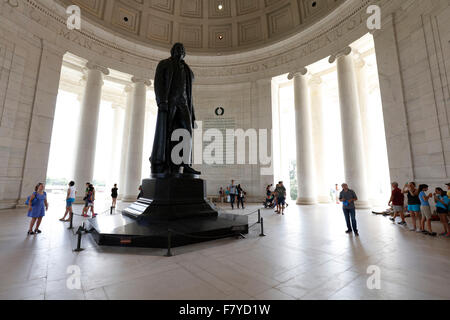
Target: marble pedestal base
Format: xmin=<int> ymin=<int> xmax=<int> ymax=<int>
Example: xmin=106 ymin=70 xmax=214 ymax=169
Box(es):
xmin=88 ymin=174 xmax=249 ymax=248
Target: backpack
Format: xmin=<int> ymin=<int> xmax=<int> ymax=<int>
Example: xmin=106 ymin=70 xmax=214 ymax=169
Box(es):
xmin=25 ymin=192 xmax=46 ymax=206
xmin=25 ymin=192 xmax=37 ymax=206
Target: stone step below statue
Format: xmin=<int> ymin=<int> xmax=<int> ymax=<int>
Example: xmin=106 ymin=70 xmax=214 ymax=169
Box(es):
xmin=87 ymin=174 xmax=249 ymax=248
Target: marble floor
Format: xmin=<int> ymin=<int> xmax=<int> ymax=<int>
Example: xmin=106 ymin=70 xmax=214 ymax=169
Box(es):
xmin=1 ymin=194 xmax=450 ymax=300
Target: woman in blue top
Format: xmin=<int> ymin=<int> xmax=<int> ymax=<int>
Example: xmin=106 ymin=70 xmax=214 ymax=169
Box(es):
xmin=27 ymin=183 xmax=48 ymax=235
xmin=434 ymin=187 xmax=450 ymax=237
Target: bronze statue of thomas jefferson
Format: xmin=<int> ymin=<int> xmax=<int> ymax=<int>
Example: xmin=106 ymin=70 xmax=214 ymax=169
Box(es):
xmin=150 ymin=43 xmax=201 ymax=175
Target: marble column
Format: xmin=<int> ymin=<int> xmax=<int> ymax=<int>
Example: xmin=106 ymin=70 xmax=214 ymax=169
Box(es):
xmin=73 ymin=62 xmax=109 ymax=202
xmin=355 ymin=54 xmax=377 ymax=204
xmin=309 ymin=75 xmax=330 ymax=203
xmin=288 ymin=68 xmax=317 ymax=205
xmin=118 ymin=85 xmax=133 ymax=200
xmin=109 ymin=104 xmax=123 ymax=188
xmin=330 ymin=47 xmax=370 ymax=209
xmin=122 ymin=78 xmax=151 ymax=202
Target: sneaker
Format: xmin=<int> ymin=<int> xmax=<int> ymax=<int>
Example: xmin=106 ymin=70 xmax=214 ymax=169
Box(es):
xmin=389 ymin=217 xmax=395 ymax=222
xmin=398 ymin=221 xmax=407 ymax=226
xmin=409 ymin=227 xmax=416 ymax=232
xmin=345 ymin=230 xmax=353 ymax=234
xmin=419 ymin=229 xmax=427 ymax=234
xmin=439 ymin=232 xmax=447 ymax=236
xmin=428 ymin=232 xmax=437 ymax=237
xmin=354 ymin=232 xmax=359 ymax=237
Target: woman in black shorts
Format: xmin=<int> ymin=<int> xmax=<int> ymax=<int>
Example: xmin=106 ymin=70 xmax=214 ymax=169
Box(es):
xmin=111 ymin=184 xmax=118 ymax=208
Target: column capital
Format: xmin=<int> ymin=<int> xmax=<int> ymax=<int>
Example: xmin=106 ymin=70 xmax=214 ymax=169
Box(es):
xmin=131 ymin=77 xmax=152 ymax=87
xmin=84 ymin=62 xmax=110 ymax=76
xmin=328 ymin=46 xmax=352 ymax=64
xmin=287 ymin=67 xmax=308 ymax=80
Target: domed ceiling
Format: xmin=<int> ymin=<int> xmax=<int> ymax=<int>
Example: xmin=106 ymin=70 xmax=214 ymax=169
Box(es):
xmin=58 ymin=0 xmax=346 ymax=54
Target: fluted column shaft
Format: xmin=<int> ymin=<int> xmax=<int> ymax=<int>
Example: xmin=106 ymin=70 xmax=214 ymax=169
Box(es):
xmin=73 ymin=63 xmax=109 ymax=201
xmin=310 ymin=76 xmax=330 ymax=203
xmin=332 ymin=48 xmax=370 ymax=208
xmin=118 ymin=86 xmax=133 ymax=200
xmin=123 ymin=78 xmax=150 ymax=201
xmin=109 ymin=104 xmax=122 ymax=188
xmin=289 ymin=69 xmax=317 ymax=205
xmin=355 ymin=57 xmax=377 ymax=204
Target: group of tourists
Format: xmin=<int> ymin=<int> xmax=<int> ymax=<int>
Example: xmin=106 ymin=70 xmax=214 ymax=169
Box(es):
xmin=26 ymin=181 xmax=121 ymax=235
xmin=263 ymin=182 xmax=288 ymax=215
xmin=218 ymin=180 xmax=246 ymax=209
xmin=388 ymin=182 xmax=450 ymax=237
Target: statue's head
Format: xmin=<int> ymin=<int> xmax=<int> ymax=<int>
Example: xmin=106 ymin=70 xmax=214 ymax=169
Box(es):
xmin=171 ymin=43 xmax=186 ymax=61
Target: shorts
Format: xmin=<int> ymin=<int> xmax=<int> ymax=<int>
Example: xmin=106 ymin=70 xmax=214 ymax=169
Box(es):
xmin=436 ymin=207 xmax=448 ymax=214
xmin=66 ymin=198 xmax=75 ymax=207
xmin=420 ymin=206 xmax=432 ymax=220
xmin=408 ymin=204 xmax=420 ymax=212
xmin=278 ymin=197 xmax=286 ymax=206
xmin=393 ymin=205 xmax=403 ymax=212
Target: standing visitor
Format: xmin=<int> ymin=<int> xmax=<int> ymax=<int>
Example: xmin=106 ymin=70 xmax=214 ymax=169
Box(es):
xmin=446 ymin=183 xmax=450 ymax=198
xmin=419 ymin=184 xmax=435 ymax=236
xmin=275 ymin=182 xmax=287 ymax=215
xmin=82 ymin=184 xmax=96 ymax=217
xmin=27 ymin=183 xmax=48 ymax=235
xmin=60 ymin=181 xmax=76 ymax=222
xmin=229 ymin=180 xmax=237 ymax=210
xmin=433 ymin=188 xmax=450 ymax=237
xmin=111 ymin=184 xmax=118 ymax=208
xmin=388 ymin=182 xmax=406 ymax=226
xmin=236 ymin=184 xmax=245 ymax=209
xmin=339 ymin=183 xmax=359 ymax=236
xmin=219 ymin=187 xmax=224 ymax=203
xmin=403 ymin=182 xmax=421 ymax=232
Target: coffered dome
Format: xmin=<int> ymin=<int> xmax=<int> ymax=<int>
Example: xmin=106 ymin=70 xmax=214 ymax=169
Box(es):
xmin=58 ymin=0 xmax=346 ymax=54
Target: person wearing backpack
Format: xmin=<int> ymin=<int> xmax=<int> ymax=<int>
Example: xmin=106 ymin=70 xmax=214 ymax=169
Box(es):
xmin=434 ymin=187 xmax=450 ymax=237
xmin=27 ymin=183 xmax=48 ymax=235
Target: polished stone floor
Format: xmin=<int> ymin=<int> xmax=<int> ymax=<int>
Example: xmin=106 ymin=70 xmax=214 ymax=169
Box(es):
xmin=1 ymin=194 xmax=449 ymax=300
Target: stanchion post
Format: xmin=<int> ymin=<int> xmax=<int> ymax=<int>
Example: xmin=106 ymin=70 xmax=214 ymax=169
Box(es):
xmin=74 ymin=227 xmax=84 ymax=252
xmin=259 ymin=217 xmax=266 ymax=237
xmin=257 ymin=209 xmax=261 ymax=224
xmin=165 ymin=230 xmax=173 ymax=257
xmin=68 ymin=212 xmax=73 ymax=230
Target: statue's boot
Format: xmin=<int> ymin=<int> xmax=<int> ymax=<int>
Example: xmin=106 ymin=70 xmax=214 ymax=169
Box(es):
xmin=183 ymin=165 xmax=201 ymax=175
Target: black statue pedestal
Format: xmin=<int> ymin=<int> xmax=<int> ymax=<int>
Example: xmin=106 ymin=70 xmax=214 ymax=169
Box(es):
xmin=88 ymin=175 xmax=249 ymax=248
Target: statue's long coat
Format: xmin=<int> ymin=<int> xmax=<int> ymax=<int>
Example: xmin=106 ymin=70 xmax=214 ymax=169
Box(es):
xmin=150 ymin=57 xmax=196 ymax=167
